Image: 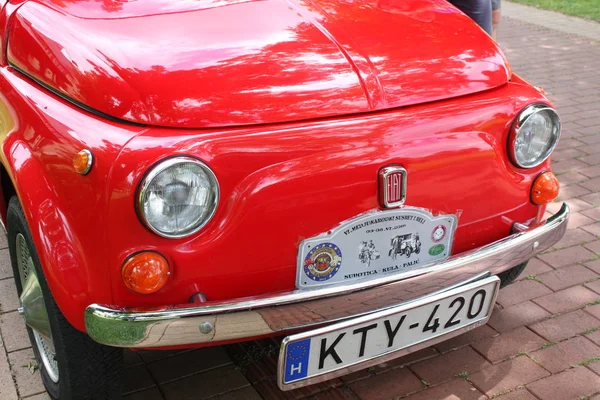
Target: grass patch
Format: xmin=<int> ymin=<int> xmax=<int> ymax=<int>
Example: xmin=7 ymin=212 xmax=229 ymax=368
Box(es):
xmin=582 ymin=327 xmax=600 ymax=335
xmin=421 ymin=379 xmax=430 ymax=387
xmin=509 ymin=0 xmax=600 ymax=21
xmin=542 ymin=341 xmax=556 ymax=348
xmin=575 ymin=356 xmax=600 ymax=367
xmin=588 ymin=299 xmax=600 ymax=306
xmin=455 ymin=371 xmax=469 ymax=380
xmin=230 ymin=342 xmax=279 ymax=372
xmin=523 ymin=275 xmax=542 ymax=283
xmin=21 ymin=361 xmax=38 ymax=374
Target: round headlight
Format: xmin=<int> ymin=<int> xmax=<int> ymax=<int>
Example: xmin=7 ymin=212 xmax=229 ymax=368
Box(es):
xmin=509 ymin=104 xmax=561 ymax=168
xmin=137 ymin=157 xmax=219 ymax=238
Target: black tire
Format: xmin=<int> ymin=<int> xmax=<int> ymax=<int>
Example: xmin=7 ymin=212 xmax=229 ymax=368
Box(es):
xmin=7 ymin=197 xmax=124 ymax=400
xmin=498 ymin=261 xmax=528 ymax=288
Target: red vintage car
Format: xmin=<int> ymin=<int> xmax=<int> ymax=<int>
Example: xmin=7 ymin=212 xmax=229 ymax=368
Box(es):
xmin=0 ymin=0 xmax=568 ymax=398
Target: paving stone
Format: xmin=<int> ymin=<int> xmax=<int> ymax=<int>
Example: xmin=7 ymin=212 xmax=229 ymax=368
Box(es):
xmin=581 ymin=193 xmax=600 ymax=207
xmin=124 ymin=350 xmax=144 ymax=367
xmin=583 ymin=208 xmax=600 ymax=221
xmin=530 ymin=336 xmax=600 ymax=373
xmin=557 ymin=185 xmax=591 ymax=202
xmin=487 ymin=301 xmax=551 ymax=333
xmin=586 ymin=330 xmax=600 ymax=346
xmin=516 ymin=259 xmax=553 ymax=281
xmin=377 ymin=346 xmax=439 ymax=371
xmin=161 ymin=365 xmax=250 ymax=400
xmin=147 ymin=347 xmax=231 ymax=384
xmin=22 ymin=394 xmax=51 ymax=400
xmin=534 ymin=285 xmax=599 ymax=314
xmin=0 ymin=341 xmax=18 ymax=400
xmin=402 ymin=379 xmax=485 ymax=400
xmin=585 ymin=280 xmax=600 ymax=295
xmin=485 ymin=388 xmax=538 ymax=400
xmin=308 ymin=387 xmax=356 ymax=400
xmin=410 ymin=346 xmax=490 ymax=384
xmin=536 ymin=264 xmax=599 ymax=291
xmin=538 ymin=246 xmax=597 ymax=268
xmin=0 ymin=233 xmax=7 ymax=250
xmin=138 ymin=349 xmax=191 ymax=364
xmin=0 ymin=279 xmax=19 ymax=313
xmin=348 ymin=367 xmax=423 ymax=400
xmin=586 ymin=304 xmax=600 ymax=320
xmin=252 ymin=374 xmax=340 ymax=400
xmin=469 ymin=356 xmax=549 ymax=397
xmin=471 ymin=327 xmax=546 ymax=363
xmin=565 ymin=212 xmax=595 ymax=230
xmin=586 ymin=259 xmax=600 ymax=274
xmin=434 ymin=325 xmax=498 ymax=353
xmin=586 ymin=360 xmax=600 ymax=377
xmin=582 ymin=222 xmax=600 ymax=237
xmin=551 ymin=227 xmax=596 ymax=249
xmin=123 ymin=364 xmax=155 ymax=395
xmin=526 ymin=366 xmax=600 ymax=400
xmin=584 ymin=240 xmax=600 ymax=255
xmin=496 ymin=280 xmax=553 ymax=308
xmin=7 ymin=348 xmax=45 ymax=398
xmin=0 ymin=249 xmax=12 ymax=280
xmin=529 ymin=310 xmax=600 ymax=341
xmin=124 ymin=388 xmax=163 ymax=400
xmin=0 ymin=311 xmax=30 ymax=352
xmin=215 ymin=386 xmax=263 ymax=400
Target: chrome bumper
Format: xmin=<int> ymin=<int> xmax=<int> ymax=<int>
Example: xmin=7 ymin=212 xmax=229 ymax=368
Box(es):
xmin=85 ymin=203 xmax=569 ymax=348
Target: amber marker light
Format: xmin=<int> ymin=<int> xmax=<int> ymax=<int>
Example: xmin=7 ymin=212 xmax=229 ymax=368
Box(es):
xmin=531 ymin=171 xmax=559 ymax=205
xmin=73 ymin=149 xmax=93 ymax=175
xmin=122 ymin=251 xmax=170 ymax=295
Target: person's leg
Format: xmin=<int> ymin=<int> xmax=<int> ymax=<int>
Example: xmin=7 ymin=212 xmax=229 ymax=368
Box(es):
xmin=449 ymin=0 xmax=493 ymax=36
xmin=492 ymin=0 xmax=501 ymax=40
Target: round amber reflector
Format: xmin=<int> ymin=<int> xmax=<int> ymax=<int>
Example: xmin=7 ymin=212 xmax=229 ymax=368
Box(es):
xmin=73 ymin=149 xmax=93 ymax=175
xmin=531 ymin=171 xmax=559 ymax=205
xmin=122 ymin=252 xmax=170 ymax=295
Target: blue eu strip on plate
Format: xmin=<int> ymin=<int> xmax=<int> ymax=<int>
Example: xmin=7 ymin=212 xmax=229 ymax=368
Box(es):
xmin=284 ymin=338 xmax=311 ymax=383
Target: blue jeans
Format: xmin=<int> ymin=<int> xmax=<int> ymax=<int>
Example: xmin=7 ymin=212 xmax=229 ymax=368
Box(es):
xmin=449 ymin=0 xmax=493 ymax=35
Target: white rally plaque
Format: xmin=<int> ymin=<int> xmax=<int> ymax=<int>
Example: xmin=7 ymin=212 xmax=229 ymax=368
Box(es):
xmin=297 ymin=207 xmax=457 ymax=289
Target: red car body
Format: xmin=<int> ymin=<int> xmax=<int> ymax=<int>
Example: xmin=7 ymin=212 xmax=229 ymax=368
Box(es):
xmin=0 ymin=0 xmax=568 ymax=394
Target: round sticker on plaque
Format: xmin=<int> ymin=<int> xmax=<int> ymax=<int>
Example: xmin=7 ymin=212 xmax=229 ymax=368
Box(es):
xmin=431 ymin=225 xmax=447 ymax=242
xmin=303 ymin=243 xmax=342 ymax=282
xmin=429 ymin=244 xmax=445 ymax=256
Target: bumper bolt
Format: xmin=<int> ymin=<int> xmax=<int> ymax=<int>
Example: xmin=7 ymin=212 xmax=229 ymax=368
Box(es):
xmin=199 ymin=321 xmax=213 ymax=334
xmin=532 ymin=241 xmax=539 ymax=250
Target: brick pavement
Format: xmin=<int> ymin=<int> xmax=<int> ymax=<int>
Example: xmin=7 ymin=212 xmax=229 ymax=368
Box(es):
xmin=1 ymin=5 xmax=600 ymax=400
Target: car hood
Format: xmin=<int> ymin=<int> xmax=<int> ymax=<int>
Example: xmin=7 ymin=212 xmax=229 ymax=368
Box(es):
xmin=8 ymin=0 xmax=510 ymax=128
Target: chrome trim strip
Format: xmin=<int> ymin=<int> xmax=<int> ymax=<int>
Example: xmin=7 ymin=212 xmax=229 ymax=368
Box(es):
xmin=277 ymin=276 xmax=500 ymax=390
xmin=84 ymin=203 xmax=569 ymax=348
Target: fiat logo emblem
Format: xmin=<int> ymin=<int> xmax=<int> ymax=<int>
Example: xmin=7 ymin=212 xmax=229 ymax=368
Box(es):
xmin=379 ymin=166 xmax=407 ymax=208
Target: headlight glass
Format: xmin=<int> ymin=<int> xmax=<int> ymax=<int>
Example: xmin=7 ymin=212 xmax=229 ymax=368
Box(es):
xmin=138 ymin=157 xmax=219 ymax=238
xmin=510 ymin=105 xmax=560 ymax=168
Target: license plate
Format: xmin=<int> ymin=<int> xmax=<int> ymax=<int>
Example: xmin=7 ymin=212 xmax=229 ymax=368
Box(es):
xmin=278 ymin=276 xmax=499 ymax=390
xmin=297 ymin=207 xmax=457 ymax=289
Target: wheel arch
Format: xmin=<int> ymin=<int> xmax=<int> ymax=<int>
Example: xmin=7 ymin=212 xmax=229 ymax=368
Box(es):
xmin=0 ymin=145 xmax=98 ymax=332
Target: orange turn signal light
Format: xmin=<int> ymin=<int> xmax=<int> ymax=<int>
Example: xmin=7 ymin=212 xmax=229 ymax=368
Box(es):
xmin=122 ymin=251 xmax=170 ymax=295
xmin=73 ymin=149 xmax=93 ymax=175
xmin=531 ymin=171 xmax=559 ymax=205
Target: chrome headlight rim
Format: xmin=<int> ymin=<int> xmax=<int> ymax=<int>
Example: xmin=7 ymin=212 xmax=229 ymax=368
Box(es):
xmin=509 ymin=103 xmax=561 ymax=169
xmin=136 ymin=156 xmax=220 ymax=239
